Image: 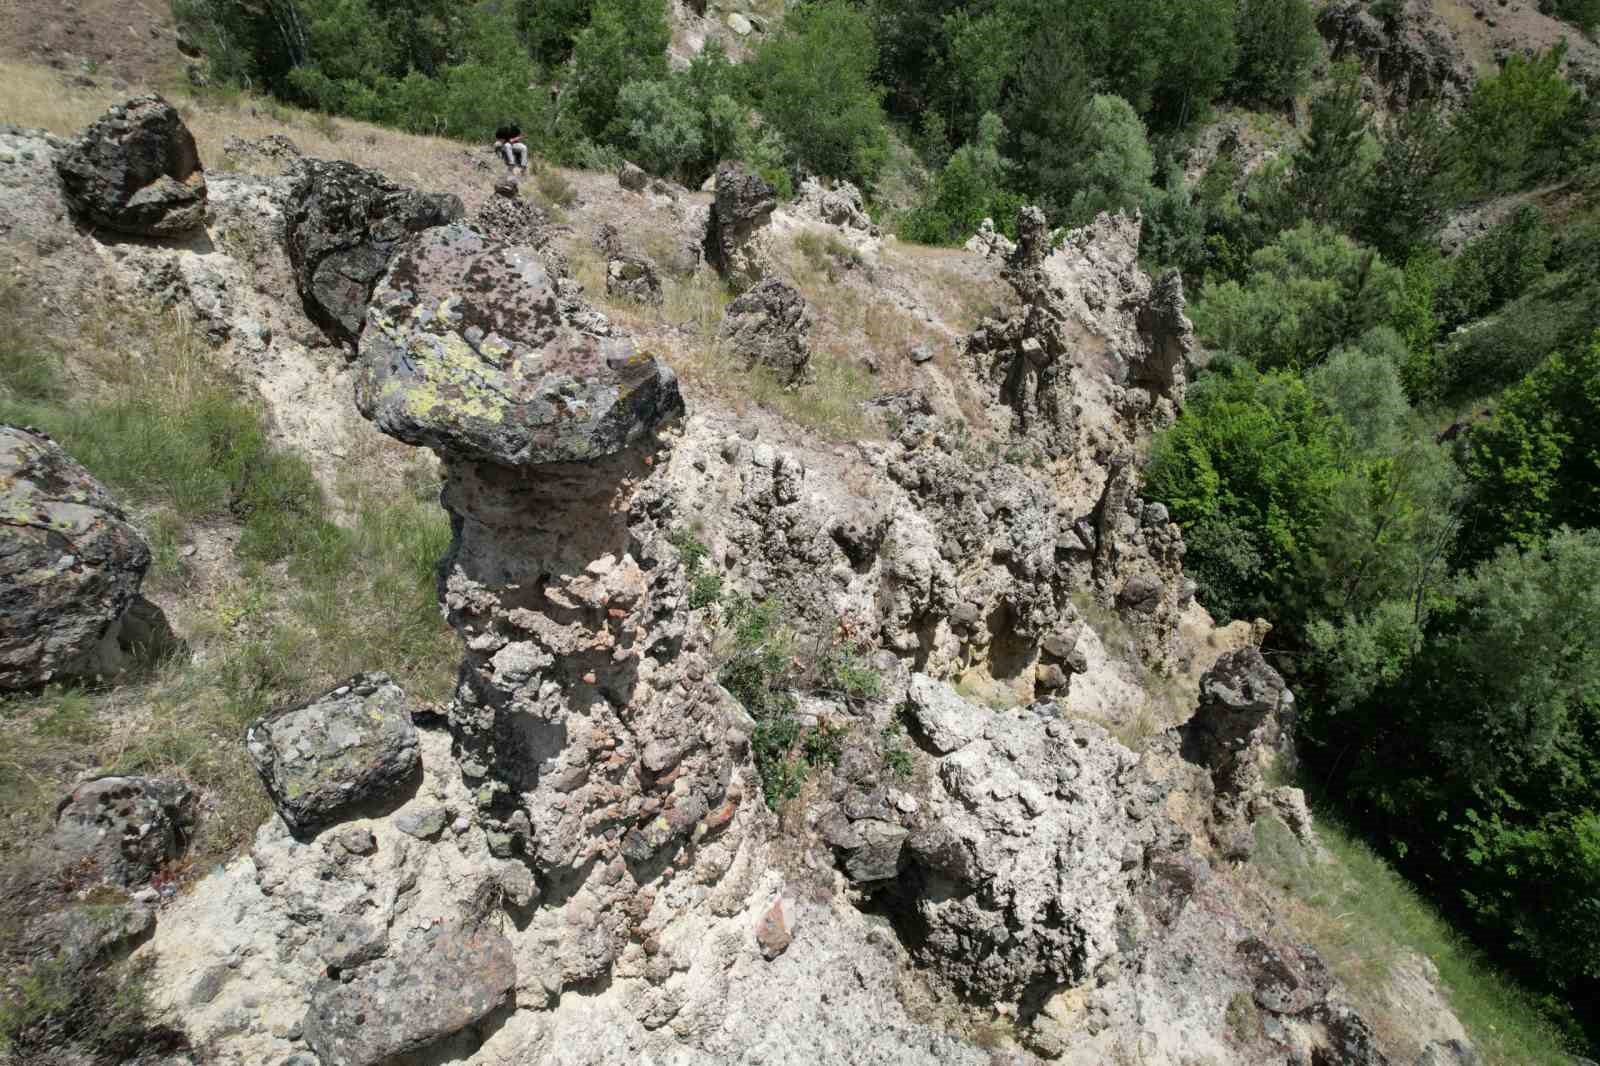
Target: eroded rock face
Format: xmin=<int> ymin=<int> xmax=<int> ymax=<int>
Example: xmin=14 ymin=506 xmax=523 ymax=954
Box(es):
xmin=1 ymin=425 xmax=163 ymax=690
xmin=303 ymin=918 xmax=515 ymax=1066
xmin=52 ymin=776 xmax=195 ymax=886
xmin=55 ymin=95 xmax=207 ymax=237
xmin=1318 ymin=0 xmax=1472 ymax=108
xmin=286 ymin=158 xmax=464 ymax=345
xmin=356 ymin=223 xmax=681 ymax=466
xmin=245 ymin=673 xmax=421 ymax=836
xmin=718 ymin=276 xmax=813 ymax=382
xmin=704 ymin=162 xmax=777 ymax=292
xmin=796 ymin=176 xmax=878 ymax=236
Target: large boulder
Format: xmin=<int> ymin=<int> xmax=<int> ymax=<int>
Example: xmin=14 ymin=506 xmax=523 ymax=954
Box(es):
xmin=704 ymin=162 xmax=777 ymax=292
xmin=245 ymin=673 xmax=421 ymax=836
xmin=1 ymin=425 xmax=162 ymax=690
xmin=54 ymin=95 xmax=207 ymax=237
xmin=356 ymin=222 xmax=683 ymax=467
xmin=51 ymin=775 xmax=195 ymax=886
xmin=302 ymin=918 xmax=515 ymax=1066
xmin=607 ymin=253 xmax=663 ymax=306
xmin=717 ymin=276 xmax=813 ymax=383
xmin=285 ymin=158 xmax=464 ymax=346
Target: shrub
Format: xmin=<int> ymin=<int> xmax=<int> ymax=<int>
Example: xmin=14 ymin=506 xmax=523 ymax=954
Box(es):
xmin=1230 ymin=0 xmax=1319 ymax=104
xmin=1456 ymin=45 xmax=1581 ymax=195
xmin=900 ymin=112 xmax=1022 ymax=246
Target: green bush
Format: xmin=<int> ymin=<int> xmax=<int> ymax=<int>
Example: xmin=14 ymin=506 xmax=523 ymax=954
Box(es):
xmin=1541 ymin=0 xmax=1600 ymax=32
xmin=899 ymin=112 xmax=1022 ymax=245
xmin=1434 ymin=205 xmax=1551 ymax=333
xmin=1456 ymin=45 xmax=1581 ymax=195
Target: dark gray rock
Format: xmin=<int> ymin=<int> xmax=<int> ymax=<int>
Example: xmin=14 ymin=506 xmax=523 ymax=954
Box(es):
xmin=245 ymin=673 xmax=420 ymax=836
xmin=2 ymin=426 xmax=166 ymax=689
xmin=393 ymin=804 xmax=448 ymax=840
xmin=54 ymin=95 xmax=207 ymax=237
xmin=606 ymin=254 xmax=663 ymax=306
xmin=617 ymin=161 xmax=649 ymax=192
xmin=356 ymin=223 xmax=683 ymax=468
xmin=285 ymin=158 xmax=464 ymax=345
xmin=704 ymin=162 xmax=777 ymax=291
xmin=840 ymin=819 xmax=908 ymax=882
xmin=52 ymin=776 xmax=195 ymax=885
xmin=26 ymin=901 xmax=155 ymax=972
xmin=302 ymin=919 xmax=515 ymax=1066
xmin=317 ymin=914 xmax=387 ymax=970
xmin=718 ymin=276 xmax=813 ymax=383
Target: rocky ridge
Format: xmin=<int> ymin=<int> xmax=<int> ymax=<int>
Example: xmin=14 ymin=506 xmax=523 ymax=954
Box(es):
xmin=0 ymin=96 xmax=1485 ymax=1066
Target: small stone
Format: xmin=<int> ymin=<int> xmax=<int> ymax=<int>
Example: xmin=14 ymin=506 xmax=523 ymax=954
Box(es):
xmin=755 ymin=895 xmax=796 ymax=959
xmin=727 ymin=12 xmax=753 ymax=35
xmin=394 ymin=805 xmax=448 ymax=840
xmin=909 ymin=343 xmax=935 ymax=365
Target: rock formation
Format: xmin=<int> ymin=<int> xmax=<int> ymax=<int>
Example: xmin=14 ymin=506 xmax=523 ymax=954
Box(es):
xmin=54 ymin=94 xmax=208 ymax=237
xmin=285 ymin=157 xmax=464 ymax=346
xmin=964 ymin=217 xmax=1016 ymax=259
xmin=1 ymin=424 xmax=173 ymax=690
xmin=796 ymin=176 xmax=878 ymax=237
xmin=717 ymin=275 xmax=813 ymax=382
xmin=703 ymin=161 xmax=777 ymax=292
xmin=1318 ymin=0 xmax=1473 ymax=108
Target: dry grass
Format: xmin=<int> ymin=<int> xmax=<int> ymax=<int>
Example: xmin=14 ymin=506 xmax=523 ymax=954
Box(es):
xmin=0 ymin=59 xmax=521 ymax=210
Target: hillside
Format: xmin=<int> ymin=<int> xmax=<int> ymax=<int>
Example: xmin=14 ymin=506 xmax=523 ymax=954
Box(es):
xmin=2 ymin=1 xmax=1598 ymax=1064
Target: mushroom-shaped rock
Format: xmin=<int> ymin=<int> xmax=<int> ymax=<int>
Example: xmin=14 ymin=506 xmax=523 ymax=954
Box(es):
xmin=2 ymin=425 xmax=164 ymax=690
xmin=54 ymin=95 xmax=207 ymax=237
xmin=718 ymin=276 xmax=813 ymax=383
xmin=303 ymin=918 xmax=515 ymax=1066
xmin=52 ymin=776 xmax=195 ymax=886
xmin=286 ymin=158 xmax=464 ymax=346
xmin=356 ymin=222 xmax=682 ymax=467
xmin=245 ymin=673 xmax=420 ymax=836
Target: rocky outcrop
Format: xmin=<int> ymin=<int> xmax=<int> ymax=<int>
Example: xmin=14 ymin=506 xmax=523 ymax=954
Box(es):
xmin=796 ymin=176 xmax=878 ymax=236
xmin=303 ymin=917 xmax=515 ymax=1066
xmin=1318 ymin=0 xmax=1473 ymax=107
xmin=52 ymin=776 xmax=195 ymax=886
xmin=703 ymin=161 xmax=777 ymax=292
xmin=618 ymin=161 xmax=650 ymax=192
xmin=717 ymin=276 xmax=813 ymax=382
xmin=1 ymin=425 xmax=172 ymax=690
xmin=285 ymin=158 xmax=464 ymax=346
xmin=245 ymin=673 xmax=421 ymax=836
xmin=54 ymin=95 xmax=207 ymax=237
xmin=964 ymin=217 xmax=1016 ymax=260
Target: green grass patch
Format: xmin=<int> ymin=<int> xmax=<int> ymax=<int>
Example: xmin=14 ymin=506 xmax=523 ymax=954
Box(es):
xmin=1254 ymin=813 xmax=1577 ymax=1064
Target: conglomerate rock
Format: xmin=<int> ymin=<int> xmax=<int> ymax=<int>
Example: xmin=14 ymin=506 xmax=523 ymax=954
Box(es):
xmin=54 ymin=94 xmax=207 ymax=237
xmin=1 ymin=425 xmax=167 ymax=689
xmin=285 ymin=157 xmax=464 ymax=345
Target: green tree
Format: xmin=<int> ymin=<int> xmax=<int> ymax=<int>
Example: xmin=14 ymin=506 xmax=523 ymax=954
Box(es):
xmin=748 ymin=1 xmax=890 ymax=188
xmin=901 ymin=112 xmax=1022 ymax=245
xmin=568 ymin=0 xmax=670 ymax=141
xmin=617 ymin=79 xmax=704 ymax=180
xmin=1146 ymin=364 xmax=1347 ymax=622
xmin=516 ymin=0 xmax=591 ymax=64
xmin=1434 ymin=205 xmax=1551 ymax=332
xmin=1230 ymin=0 xmax=1320 ymax=104
xmin=1191 ymin=223 xmax=1406 ymax=370
xmin=1357 ymin=102 xmax=1460 ymax=261
xmin=1289 ymin=64 xmax=1374 ymax=229
xmin=1456 ymin=44 xmax=1580 ymax=195
xmin=1307 ymin=328 xmax=1411 ymax=452
xmin=1061 ymin=94 xmax=1157 ymax=224
xmin=1458 ymin=337 xmax=1600 ymax=562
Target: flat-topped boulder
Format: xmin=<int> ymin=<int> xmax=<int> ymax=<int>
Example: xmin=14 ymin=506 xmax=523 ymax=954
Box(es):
xmin=356 ymin=222 xmax=683 ymax=467
xmin=245 ymin=673 xmax=420 ymax=836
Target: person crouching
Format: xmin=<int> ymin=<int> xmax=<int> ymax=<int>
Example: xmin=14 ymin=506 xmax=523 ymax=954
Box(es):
xmin=495 ymin=122 xmax=528 ymax=176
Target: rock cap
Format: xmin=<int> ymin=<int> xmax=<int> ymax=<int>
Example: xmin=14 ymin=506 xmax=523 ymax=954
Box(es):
xmin=357 ymin=223 xmax=683 ymax=467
